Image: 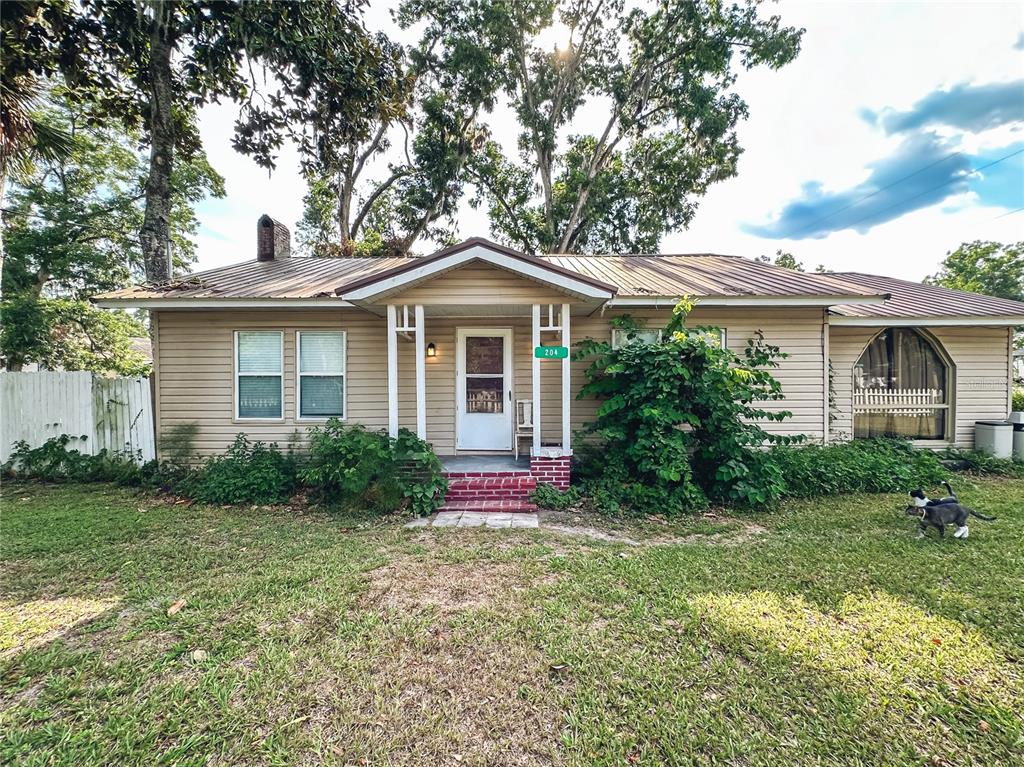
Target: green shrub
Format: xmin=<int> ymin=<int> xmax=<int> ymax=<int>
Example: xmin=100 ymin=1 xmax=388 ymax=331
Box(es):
xmin=940 ymin=448 xmax=1024 ymax=478
xmin=300 ymin=420 xmax=446 ymax=516
xmin=184 ymin=435 xmax=297 ymax=505
xmin=1013 ymin=387 xmax=1024 ymax=413
xmin=531 ymin=482 xmax=582 ymax=510
xmin=4 ymin=434 xmax=142 ymax=483
xmin=573 ymin=300 xmax=794 ymax=513
xmin=393 ymin=429 xmax=448 ymax=517
xmin=768 ymin=439 xmax=947 ymax=498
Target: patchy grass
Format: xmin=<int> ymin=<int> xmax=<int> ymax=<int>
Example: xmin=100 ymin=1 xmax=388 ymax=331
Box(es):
xmin=1 ymin=479 xmax=1022 ymax=766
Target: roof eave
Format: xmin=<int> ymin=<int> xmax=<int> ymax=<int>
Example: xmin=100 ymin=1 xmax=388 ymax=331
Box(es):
xmin=829 ymin=314 xmax=1024 ymax=327
xmin=608 ymin=293 xmax=888 ymax=307
xmin=93 ymin=297 xmax=356 ymax=309
xmin=336 ymin=241 xmax=616 ymax=301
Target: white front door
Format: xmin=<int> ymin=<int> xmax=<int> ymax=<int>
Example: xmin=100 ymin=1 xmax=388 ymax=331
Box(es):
xmin=456 ymin=328 xmax=513 ymax=450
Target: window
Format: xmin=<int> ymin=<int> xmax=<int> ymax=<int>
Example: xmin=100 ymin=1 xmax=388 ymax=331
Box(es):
xmin=611 ymin=327 xmax=726 ymax=349
xmin=235 ymin=331 xmax=283 ymax=419
xmin=611 ymin=328 xmax=662 ymax=348
xmin=853 ymin=328 xmax=949 ymax=440
xmin=297 ymin=331 xmax=346 ymax=419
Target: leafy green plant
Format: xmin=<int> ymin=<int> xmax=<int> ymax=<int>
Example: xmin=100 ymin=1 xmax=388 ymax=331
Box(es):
xmin=300 ymin=420 xmax=446 ymax=516
xmin=184 ymin=435 xmax=297 ymax=505
xmin=531 ymin=483 xmax=582 ymax=511
xmin=1012 ymin=387 xmax=1023 ymax=413
xmin=768 ymin=439 xmax=948 ymax=498
xmin=574 ymin=300 xmax=796 ymax=513
xmin=393 ymin=429 xmax=448 ymax=517
xmin=4 ymin=435 xmax=142 ymax=483
xmin=940 ymin=448 xmax=1024 ymax=478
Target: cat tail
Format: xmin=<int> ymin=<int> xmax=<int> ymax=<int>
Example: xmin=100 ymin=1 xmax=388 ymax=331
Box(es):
xmin=943 ymin=480 xmax=956 ymax=499
xmin=969 ymin=510 xmax=996 ymax=521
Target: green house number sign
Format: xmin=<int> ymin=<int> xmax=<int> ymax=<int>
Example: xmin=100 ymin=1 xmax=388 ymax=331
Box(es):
xmin=534 ymin=345 xmax=568 ymax=359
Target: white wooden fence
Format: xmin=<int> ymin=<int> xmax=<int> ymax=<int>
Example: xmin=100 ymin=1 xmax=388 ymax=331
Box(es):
xmin=852 ymin=387 xmax=944 ymax=416
xmin=0 ymin=372 xmax=155 ymax=464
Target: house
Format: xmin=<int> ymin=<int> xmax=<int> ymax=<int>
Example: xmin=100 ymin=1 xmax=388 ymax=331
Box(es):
xmin=95 ymin=215 xmax=1024 ymax=504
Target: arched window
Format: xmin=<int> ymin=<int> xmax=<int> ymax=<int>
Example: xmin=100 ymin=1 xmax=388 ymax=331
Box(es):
xmin=853 ymin=329 xmax=950 ymax=440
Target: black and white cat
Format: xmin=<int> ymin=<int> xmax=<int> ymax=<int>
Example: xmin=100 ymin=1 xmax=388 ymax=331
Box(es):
xmin=906 ymin=482 xmax=996 ymax=539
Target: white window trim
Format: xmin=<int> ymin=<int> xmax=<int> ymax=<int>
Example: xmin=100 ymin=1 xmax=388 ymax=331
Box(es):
xmin=295 ymin=330 xmax=347 ymax=422
xmin=234 ymin=330 xmax=285 ymax=422
xmin=851 ymin=328 xmax=955 ymax=443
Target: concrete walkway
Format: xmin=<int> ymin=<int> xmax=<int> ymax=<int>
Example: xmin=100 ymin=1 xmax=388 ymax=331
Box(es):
xmin=405 ymin=511 xmax=539 ymax=529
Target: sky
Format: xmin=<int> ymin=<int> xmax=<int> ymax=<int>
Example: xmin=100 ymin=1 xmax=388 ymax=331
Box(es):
xmin=192 ymin=0 xmax=1024 ymax=281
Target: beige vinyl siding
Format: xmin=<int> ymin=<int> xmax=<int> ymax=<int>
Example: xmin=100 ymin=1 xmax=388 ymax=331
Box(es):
xmin=154 ymin=305 xmax=831 ymax=457
xmin=828 ymin=325 xmax=1012 ymax=447
xmin=568 ymin=307 xmax=828 ymax=442
xmin=390 ymin=263 xmax=570 ymax=305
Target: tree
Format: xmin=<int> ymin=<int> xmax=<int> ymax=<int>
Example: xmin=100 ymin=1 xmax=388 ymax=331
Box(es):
xmin=927 ymin=240 xmax=1024 ymax=348
xmin=573 ymin=301 xmax=795 ymax=511
xmin=400 ymin=0 xmax=801 ymax=254
xmin=68 ymin=0 xmax=406 ymax=281
xmin=925 ymin=240 xmax=1024 ymax=303
xmin=758 ymin=249 xmax=803 ymax=271
xmin=298 ymin=0 xmax=513 ymax=257
xmin=1 ymin=88 xmax=223 ymax=372
xmin=0 ymin=1 xmax=104 ymax=291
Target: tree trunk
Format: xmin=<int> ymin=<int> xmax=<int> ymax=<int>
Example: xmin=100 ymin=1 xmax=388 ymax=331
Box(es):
xmin=0 ymin=178 xmax=7 ymax=297
xmin=139 ymin=2 xmax=175 ymax=284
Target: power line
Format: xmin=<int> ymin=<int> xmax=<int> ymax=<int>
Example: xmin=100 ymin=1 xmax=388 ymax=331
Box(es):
xmin=993 ymin=206 xmax=1024 ymax=220
xmin=833 ymin=146 xmax=1024 ymax=233
xmin=779 ymin=149 xmax=965 ymax=239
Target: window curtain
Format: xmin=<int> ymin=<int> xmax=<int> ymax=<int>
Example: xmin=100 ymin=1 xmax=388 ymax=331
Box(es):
xmin=854 ymin=329 xmax=947 ymax=440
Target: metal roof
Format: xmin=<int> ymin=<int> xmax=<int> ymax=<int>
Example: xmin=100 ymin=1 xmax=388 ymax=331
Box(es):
xmin=542 ymin=254 xmax=877 ymax=298
xmin=95 ymin=246 xmax=882 ymax=303
xmin=829 ymin=273 xmax=1024 ymax=320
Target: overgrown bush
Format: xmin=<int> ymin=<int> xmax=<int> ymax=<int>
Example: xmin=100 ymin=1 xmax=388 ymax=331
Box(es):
xmin=574 ymin=300 xmax=797 ymax=513
xmin=940 ymin=447 xmax=1024 ymax=478
xmin=183 ymin=435 xmax=297 ymax=505
xmin=4 ymin=435 xmax=142 ymax=483
xmin=1013 ymin=387 xmax=1024 ymax=413
xmin=300 ymin=420 xmax=446 ymax=516
xmin=531 ymin=482 xmax=582 ymax=510
xmin=768 ymin=439 xmax=947 ymax=498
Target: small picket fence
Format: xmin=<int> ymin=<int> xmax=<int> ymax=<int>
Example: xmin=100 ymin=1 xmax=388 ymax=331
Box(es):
xmin=852 ymin=387 xmax=944 ymax=416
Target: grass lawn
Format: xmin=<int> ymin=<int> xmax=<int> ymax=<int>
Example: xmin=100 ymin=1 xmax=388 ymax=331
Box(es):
xmin=2 ymin=479 xmax=1022 ymax=766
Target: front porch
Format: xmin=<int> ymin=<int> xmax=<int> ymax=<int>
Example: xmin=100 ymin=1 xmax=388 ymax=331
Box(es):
xmin=381 ymin=301 xmax=578 ymax=463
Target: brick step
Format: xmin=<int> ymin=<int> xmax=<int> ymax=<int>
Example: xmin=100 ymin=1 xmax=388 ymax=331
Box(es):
xmin=444 ymin=476 xmax=536 ymax=501
xmin=438 ymin=500 xmax=538 ymax=513
xmin=442 ymin=470 xmax=531 ymax=479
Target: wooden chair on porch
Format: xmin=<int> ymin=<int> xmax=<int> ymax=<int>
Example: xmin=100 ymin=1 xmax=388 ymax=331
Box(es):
xmin=514 ymin=399 xmax=534 ymax=460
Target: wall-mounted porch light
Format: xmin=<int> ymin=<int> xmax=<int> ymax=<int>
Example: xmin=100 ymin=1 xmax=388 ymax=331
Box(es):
xmin=426 ymin=342 xmax=437 ymax=358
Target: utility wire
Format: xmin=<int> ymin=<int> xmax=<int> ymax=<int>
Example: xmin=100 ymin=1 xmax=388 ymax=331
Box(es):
xmin=993 ymin=206 xmax=1024 ymax=220
xmin=833 ymin=146 xmax=1024 ymax=233
xmin=779 ymin=149 xmax=965 ymax=239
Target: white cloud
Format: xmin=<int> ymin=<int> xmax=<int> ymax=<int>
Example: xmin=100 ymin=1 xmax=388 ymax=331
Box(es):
xmin=190 ymin=0 xmax=1024 ymax=282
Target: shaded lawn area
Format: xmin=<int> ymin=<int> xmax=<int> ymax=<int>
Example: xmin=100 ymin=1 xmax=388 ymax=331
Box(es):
xmin=1 ymin=480 xmax=1022 ymax=767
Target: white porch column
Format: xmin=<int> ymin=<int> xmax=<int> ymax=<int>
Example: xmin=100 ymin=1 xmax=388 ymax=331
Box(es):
xmin=561 ymin=303 xmax=571 ymax=451
xmin=386 ymin=304 xmax=398 ymax=438
xmin=414 ymin=304 xmax=426 ymax=440
xmin=532 ymin=303 xmax=541 ymax=456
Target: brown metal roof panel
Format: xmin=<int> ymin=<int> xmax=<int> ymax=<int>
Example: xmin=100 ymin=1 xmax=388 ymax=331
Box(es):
xmin=830 ymin=273 xmax=1024 ymax=318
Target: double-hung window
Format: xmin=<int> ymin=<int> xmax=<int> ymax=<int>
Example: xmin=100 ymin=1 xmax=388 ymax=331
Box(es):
xmin=297 ymin=331 xmax=346 ymax=419
xmin=235 ymin=331 xmax=284 ymax=419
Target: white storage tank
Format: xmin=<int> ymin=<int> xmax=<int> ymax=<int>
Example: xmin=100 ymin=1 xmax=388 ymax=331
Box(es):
xmin=975 ymin=420 xmax=1013 ymax=458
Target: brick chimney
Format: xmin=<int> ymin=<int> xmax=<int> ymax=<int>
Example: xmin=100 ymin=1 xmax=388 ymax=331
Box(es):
xmin=257 ymin=214 xmax=291 ymax=261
